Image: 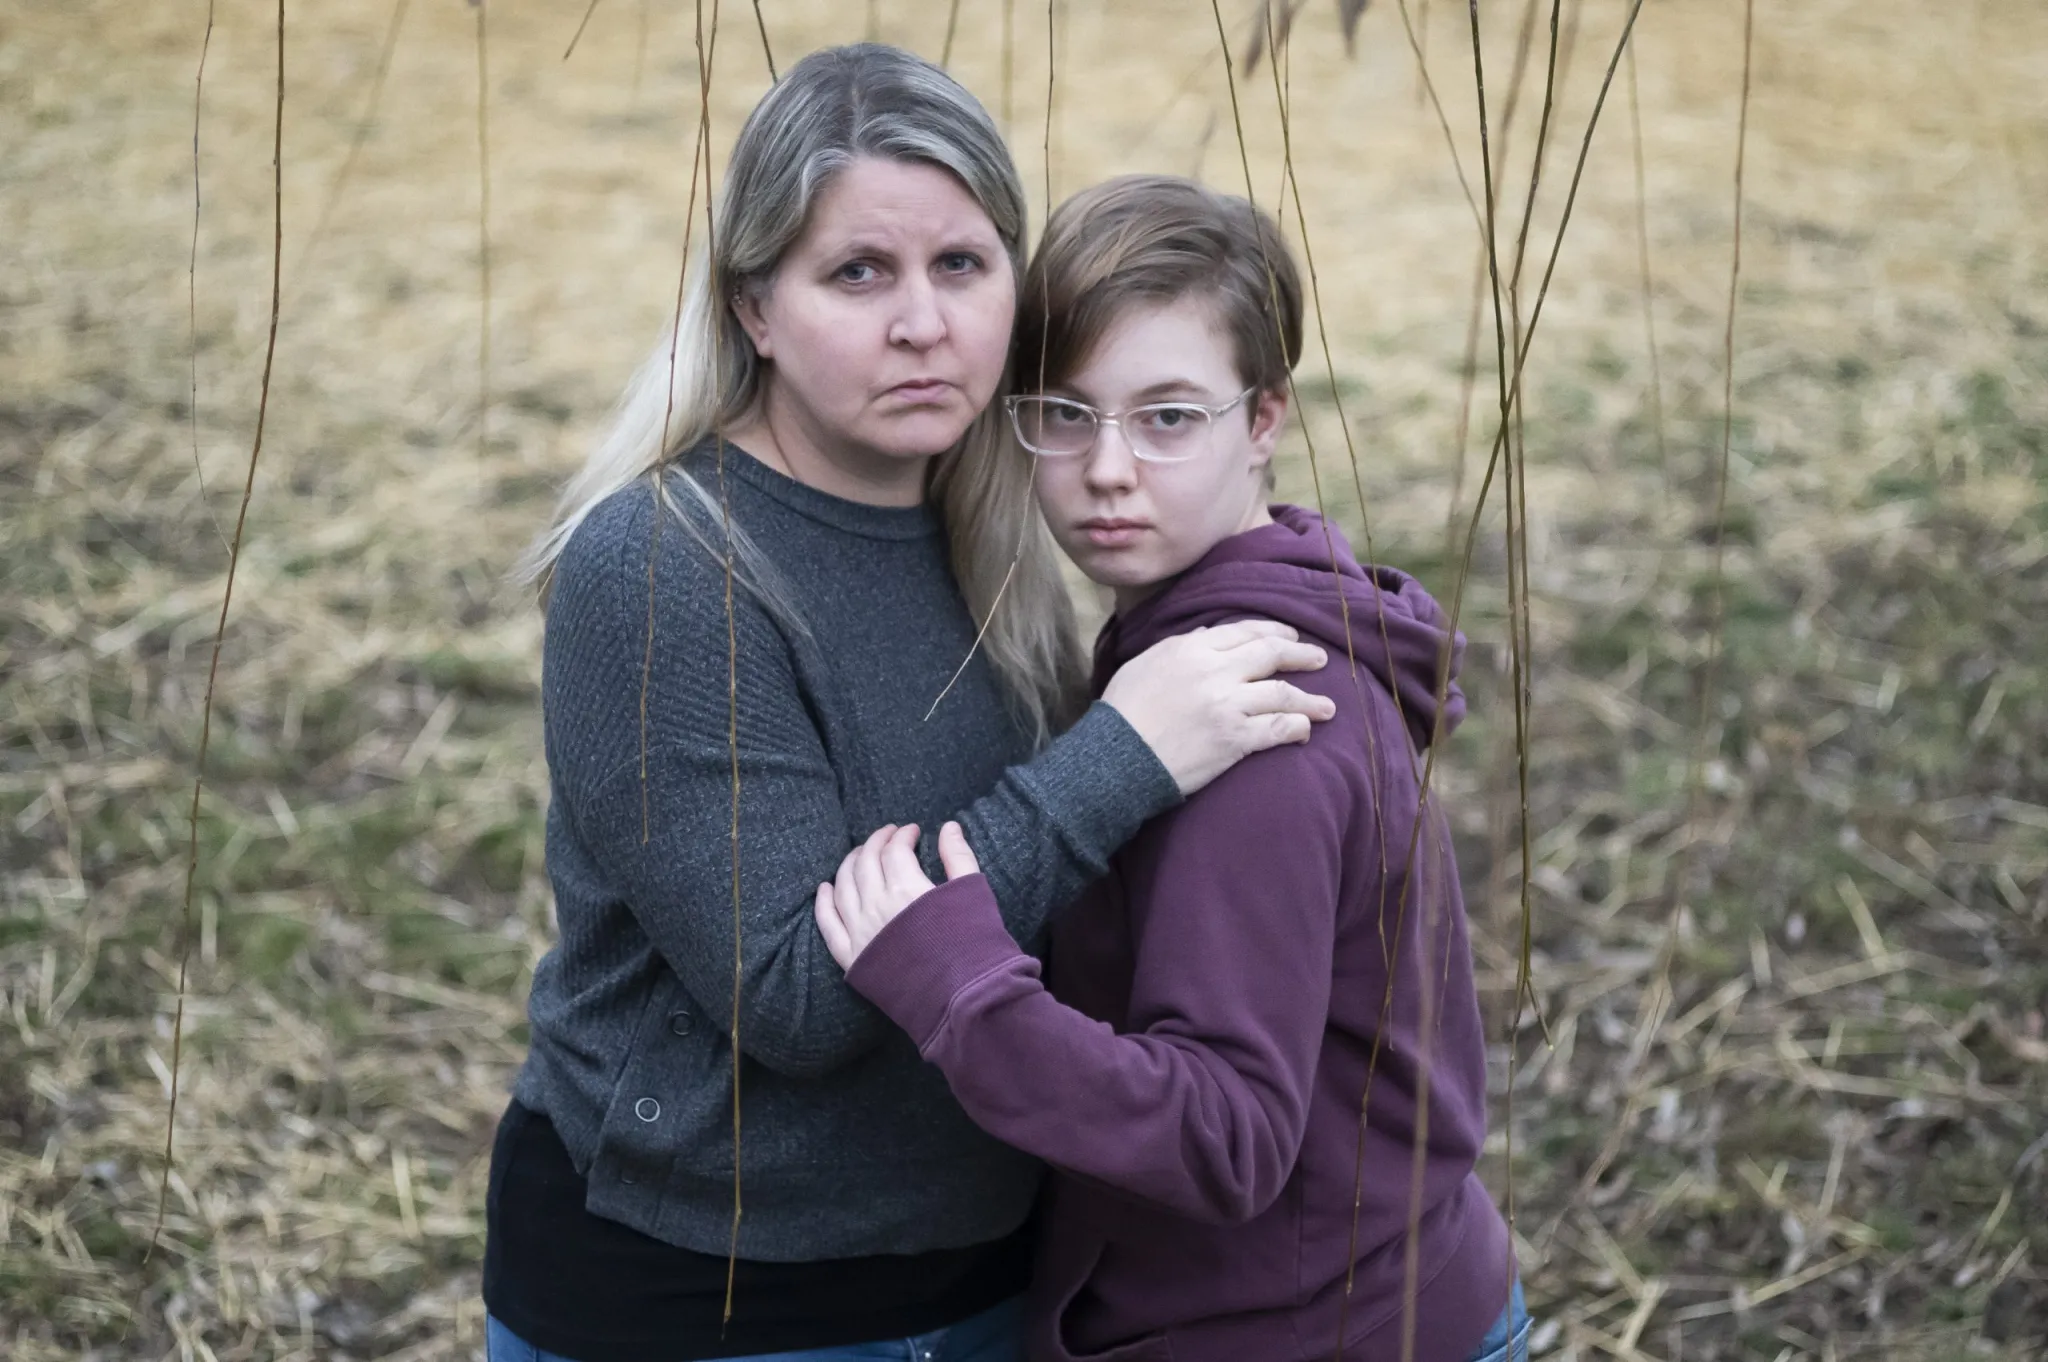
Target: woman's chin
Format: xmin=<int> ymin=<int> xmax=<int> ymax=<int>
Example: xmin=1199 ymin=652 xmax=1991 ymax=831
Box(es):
xmin=863 ymin=407 xmax=977 ymax=459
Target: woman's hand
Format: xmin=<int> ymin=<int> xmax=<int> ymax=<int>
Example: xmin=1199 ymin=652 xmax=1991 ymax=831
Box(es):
xmin=1102 ymin=620 xmax=1337 ymax=797
xmin=815 ymin=821 xmax=983 ymax=970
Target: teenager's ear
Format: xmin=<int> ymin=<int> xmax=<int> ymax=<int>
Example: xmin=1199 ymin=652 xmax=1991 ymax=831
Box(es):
xmin=1247 ymin=384 xmax=1290 ymax=467
xmin=731 ymin=281 xmax=774 ymax=360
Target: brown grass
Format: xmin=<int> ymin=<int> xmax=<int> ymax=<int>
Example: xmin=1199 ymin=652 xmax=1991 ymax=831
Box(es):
xmin=3 ymin=1 xmax=2046 ymax=1358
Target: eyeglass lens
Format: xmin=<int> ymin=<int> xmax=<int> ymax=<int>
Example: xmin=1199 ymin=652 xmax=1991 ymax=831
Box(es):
xmin=1011 ymin=398 xmax=1213 ymax=460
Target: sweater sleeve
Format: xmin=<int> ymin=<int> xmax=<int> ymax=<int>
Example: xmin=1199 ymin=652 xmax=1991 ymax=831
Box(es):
xmin=846 ymin=740 xmax=1354 ymax=1225
xmin=545 ymin=489 xmax=1178 ymax=1080
xmin=943 ymin=699 xmax=1181 ymax=948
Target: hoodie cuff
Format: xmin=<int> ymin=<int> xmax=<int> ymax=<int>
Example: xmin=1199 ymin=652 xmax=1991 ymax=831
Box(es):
xmin=845 ymin=875 xmax=1027 ymax=1052
xmin=1021 ymin=701 xmax=1183 ymax=865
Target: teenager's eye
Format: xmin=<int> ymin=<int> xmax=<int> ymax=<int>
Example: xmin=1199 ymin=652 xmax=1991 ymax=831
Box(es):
xmin=1137 ymin=405 xmax=1203 ymax=434
xmin=1047 ymin=401 xmax=1093 ymax=427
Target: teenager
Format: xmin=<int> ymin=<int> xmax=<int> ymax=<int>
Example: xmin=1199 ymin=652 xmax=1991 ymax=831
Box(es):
xmin=817 ymin=176 xmax=1526 ymax=1362
xmin=484 ymin=52 xmax=1339 ymax=1362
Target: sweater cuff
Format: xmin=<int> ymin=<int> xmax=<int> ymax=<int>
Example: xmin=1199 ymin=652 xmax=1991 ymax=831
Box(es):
xmin=1024 ymin=701 xmax=1182 ymax=864
xmin=845 ymin=875 xmax=1027 ymax=1051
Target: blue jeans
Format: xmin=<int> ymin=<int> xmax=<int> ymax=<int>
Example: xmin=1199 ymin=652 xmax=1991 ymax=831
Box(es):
xmin=486 ymin=1294 xmax=1023 ymax=1362
xmin=1464 ymin=1278 xmax=1532 ymax=1362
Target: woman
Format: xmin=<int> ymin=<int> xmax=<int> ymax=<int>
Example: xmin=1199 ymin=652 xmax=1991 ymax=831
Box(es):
xmin=816 ymin=177 xmax=1524 ymax=1361
xmin=483 ymin=48 xmax=1336 ymax=1362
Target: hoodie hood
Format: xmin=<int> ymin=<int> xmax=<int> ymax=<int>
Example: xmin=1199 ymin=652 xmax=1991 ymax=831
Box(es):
xmin=1093 ymin=504 xmax=1467 ymax=751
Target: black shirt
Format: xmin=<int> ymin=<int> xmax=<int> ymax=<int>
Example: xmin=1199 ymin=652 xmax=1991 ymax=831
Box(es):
xmin=482 ymin=1101 xmax=1034 ymax=1361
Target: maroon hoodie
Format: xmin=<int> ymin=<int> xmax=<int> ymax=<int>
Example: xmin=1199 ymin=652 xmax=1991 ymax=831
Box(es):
xmin=847 ymin=505 xmax=1511 ymax=1362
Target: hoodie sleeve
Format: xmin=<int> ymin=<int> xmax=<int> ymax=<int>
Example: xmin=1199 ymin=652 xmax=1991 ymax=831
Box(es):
xmin=846 ymin=737 xmax=1357 ymax=1226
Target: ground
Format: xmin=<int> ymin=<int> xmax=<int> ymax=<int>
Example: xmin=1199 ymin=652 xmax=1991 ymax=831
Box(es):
xmin=2 ymin=1 xmax=2046 ymax=1358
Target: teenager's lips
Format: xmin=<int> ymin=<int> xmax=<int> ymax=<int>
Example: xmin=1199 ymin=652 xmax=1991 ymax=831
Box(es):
xmin=1076 ymin=517 xmax=1151 ymax=549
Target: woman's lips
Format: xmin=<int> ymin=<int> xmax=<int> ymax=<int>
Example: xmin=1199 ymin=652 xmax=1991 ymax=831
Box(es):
xmin=885 ymin=379 xmax=954 ymax=404
xmin=1077 ymin=518 xmax=1149 ymax=549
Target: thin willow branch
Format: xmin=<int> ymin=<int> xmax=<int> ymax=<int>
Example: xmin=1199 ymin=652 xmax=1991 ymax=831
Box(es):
xmin=1501 ymin=0 xmax=1567 ymax=1100
xmin=682 ymin=0 xmax=742 ymax=1326
xmin=152 ymin=0 xmax=286 ymax=1269
xmin=1690 ymin=0 xmax=1756 ymax=933
xmin=1415 ymin=0 xmax=1433 ymax=104
xmin=926 ymin=0 xmax=1059 ymax=721
xmin=940 ymin=0 xmax=963 ymax=69
xmin=1444 ymin=7 xmax=1521 ymax=1347
xmin=1390 ymin=0 xmax=1484 ymax=238
xmin=1000 ymin=0 xmax=1015 ymax=137
xmin=1626 ymin=40 xmax=1669 ymax=499
xmin=752 ymin=0 xmax=776 ymax=80
xmin=187 ymin=0 xmax=227 ymax=553
xmin=476 ymin=0 xmax=492 ymax=466
xmin=299 ymin=0 xmax=411 ymax=286
xmin=564 ymin=0 xmax=603 ymax=60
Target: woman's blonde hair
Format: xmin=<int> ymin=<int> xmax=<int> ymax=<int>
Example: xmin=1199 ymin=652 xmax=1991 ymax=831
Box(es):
xmin=518 ymin=44 xmax=1087 ymax=741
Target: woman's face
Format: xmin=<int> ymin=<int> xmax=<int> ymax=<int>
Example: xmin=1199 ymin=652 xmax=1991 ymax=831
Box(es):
xmin=1032 ymin=295 xmax=1284 ymax=608
xmin=733 ymin=157 xmax=1016 ymax=472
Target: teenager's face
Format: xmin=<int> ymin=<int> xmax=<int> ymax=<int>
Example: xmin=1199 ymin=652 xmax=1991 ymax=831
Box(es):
xmin=1032 ymin=296 xmax=1285 ymax=607
xmin=734 ymin=157 xmax=1015 ymax=471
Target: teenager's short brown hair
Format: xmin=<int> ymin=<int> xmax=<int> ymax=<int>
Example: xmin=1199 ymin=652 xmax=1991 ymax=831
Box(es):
xmin=1012 ymin=175 xmax=1304 ymax=401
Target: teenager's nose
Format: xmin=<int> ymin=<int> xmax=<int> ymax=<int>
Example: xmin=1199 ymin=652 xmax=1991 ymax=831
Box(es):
xmin=1081 ymin=421 xmax=1140 ymax=494
xmin=888 ymin=277 xmax=947 ymax=350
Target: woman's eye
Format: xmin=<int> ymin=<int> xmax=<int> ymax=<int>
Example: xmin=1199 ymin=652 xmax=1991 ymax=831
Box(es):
xmin=938 ymin=252 xmax=983 ymax=275
xmin=835 ymin=261 xmax=879 ymax=285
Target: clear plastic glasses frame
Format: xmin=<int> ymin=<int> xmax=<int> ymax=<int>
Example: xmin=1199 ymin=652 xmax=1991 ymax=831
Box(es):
xmin=1004 ymin=387 xmax=1256 ymax=464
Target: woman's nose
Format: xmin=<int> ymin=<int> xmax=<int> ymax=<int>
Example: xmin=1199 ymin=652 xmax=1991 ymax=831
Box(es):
xmin=888 ymin=278 xmax=947 ymax=350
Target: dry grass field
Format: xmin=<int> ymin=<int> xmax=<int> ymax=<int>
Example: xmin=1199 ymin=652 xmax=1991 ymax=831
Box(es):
xmin=4 ymin=1 xmax=2046 ymax=1358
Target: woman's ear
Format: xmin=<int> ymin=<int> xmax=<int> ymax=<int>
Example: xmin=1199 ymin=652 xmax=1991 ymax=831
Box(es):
xmin=1247 ymin=384 xmax=1290 ymax=469
xmin=731 ymin=282 xmax=774 ymax=360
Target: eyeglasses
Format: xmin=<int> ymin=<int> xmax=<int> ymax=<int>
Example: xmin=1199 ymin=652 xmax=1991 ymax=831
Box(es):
xmin=1004 ymin=387 xmax=1256 ymax=464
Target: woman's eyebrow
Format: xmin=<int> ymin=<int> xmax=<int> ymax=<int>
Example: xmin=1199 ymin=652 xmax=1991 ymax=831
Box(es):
xmin=819 ymin=237 xmax=900 ymax=260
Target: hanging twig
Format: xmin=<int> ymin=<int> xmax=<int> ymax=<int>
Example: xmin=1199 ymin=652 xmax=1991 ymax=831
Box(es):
xmin=299 ymin=0 xmax=411 ymax=285
xmin=476 ymin=0 xmax=492 ymax=467
xmin=940 ymin=0 xmax=963 ymax=69
xmin=1000 ymin=0 xmax=1015 ymax=136
xmin=152 ymin=0 xmax=288 ymax=1271
xmin=1626 ymin=39 xmax=1670 ymax=500
xmin=564 ymin=0 xmax=604 ymax=61
xmin=186 ymin=0 xmax=228 ymax=554
xmin=752 ymin=0 xmax=777 ymax=80
xmin=925 ymin=0 xmax=1057 ymax=722
xmin=681 ymin=0 xmax=744 ymax=1325
xmin=299 ymin=0 xmax=409 ymax=286
xmin=1390 ymin=0 xmax=1485 ymax=236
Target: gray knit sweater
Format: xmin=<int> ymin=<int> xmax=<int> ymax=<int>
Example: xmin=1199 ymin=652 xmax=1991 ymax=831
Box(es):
xmin=511 ymin=442 xmax=1180 ymax=1262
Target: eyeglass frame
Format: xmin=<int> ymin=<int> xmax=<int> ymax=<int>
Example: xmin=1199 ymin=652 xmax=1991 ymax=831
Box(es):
xmin=1002 ymin=386 xmax=1259 ymax=464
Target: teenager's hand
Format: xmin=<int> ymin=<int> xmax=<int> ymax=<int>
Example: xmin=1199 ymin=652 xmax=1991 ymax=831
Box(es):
xmin=815 ymin=822 xmax=982 ymax=970
xmin=1102 ymin=620 xmax=1336 ymax=797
